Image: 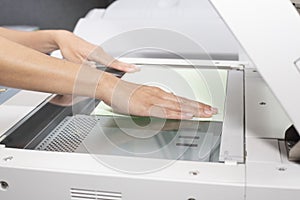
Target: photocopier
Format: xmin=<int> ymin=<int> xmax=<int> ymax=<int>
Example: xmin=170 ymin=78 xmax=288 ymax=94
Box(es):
xmin=0 ymin=0 xmax=300 ymax=199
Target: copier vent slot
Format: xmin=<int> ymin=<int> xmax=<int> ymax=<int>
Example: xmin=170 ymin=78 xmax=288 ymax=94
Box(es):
xmin=35 ymin=116 xmax=98 ymax=152
xmin=70 ymin=188 xmax=122 ymax=200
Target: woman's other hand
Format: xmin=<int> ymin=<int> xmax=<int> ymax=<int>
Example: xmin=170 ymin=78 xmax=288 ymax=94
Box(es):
xmin=53 ymin=30 xmax=139 ymax=72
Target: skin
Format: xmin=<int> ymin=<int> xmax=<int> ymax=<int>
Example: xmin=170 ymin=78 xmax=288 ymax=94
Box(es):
xmin=0 ymin=28 xmax=218 ymax=119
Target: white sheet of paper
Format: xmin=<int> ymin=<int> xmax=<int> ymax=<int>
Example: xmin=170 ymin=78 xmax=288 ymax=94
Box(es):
xmin=92 ymin=65 xmax=227 ymax=122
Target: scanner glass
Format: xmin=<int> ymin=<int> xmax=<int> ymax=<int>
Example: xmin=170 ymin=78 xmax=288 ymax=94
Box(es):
xmin=75 ymin=65 xmax=228 ymax=163
xmin=75 ymin=116 xmax=223 ymax=163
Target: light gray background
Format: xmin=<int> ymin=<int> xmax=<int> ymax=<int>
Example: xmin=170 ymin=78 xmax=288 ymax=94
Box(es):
xmin=0 ymin=0 xmax=115 ymax=31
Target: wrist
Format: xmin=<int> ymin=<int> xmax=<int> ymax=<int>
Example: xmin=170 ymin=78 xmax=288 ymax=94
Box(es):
xmin=51 ymin=30 xmax=72 ymax=49
xmin=42 ymin=30 xmax=63 ymax=51
xmin=95 ymin=72 xmax=120 ymax=104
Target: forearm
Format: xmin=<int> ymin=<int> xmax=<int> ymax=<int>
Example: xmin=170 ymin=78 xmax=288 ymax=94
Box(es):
xmin=0 ymin=27 xmax=65 ymax=54
xmin=0 ymin=36 xmax=117 ymax=100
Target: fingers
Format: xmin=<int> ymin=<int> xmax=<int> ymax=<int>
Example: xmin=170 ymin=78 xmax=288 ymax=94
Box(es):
xmin=147 ymin=105 xmax=194 ymax=120
xmin=109 ymin=60 xmax=140 ymax=73
xmin=154 ymin=98 xmax=217 ymax=118
xmin=145 ymin=102 xmax=217 ymax=119
xmin=130 ymin=87 xmax=218 ymax=119
xmin=56 ymin=35 xmax=137 ymax=73
xmin=151 ymin=89 xmax=218 ymax=118
xmin=88 ymin=47 xmax=139 ymax=72
xmin=163 ymin=92 xmax=207 ymax=109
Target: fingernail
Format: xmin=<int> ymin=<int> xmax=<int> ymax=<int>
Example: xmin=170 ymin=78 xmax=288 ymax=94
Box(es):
xmin=134 ymin=65 xmax=141 ymax=71
xmin=211 ymin=107 xmax=218 ymax=114
xmin=128 ymin=66 xmax=141 ymax=72
xmin=204 ymin=108 xmax=213 ymax=115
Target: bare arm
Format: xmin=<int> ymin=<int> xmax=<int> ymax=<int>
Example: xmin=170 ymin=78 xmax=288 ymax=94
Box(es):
xmin=0 ymin=28 xmax=139 ymax=72
xmin=0 ymin=27 xmax=58 ymax=54
xmin=0 ymin=36 xmax=217 ymax=119
xmin=0 ymin=35 xmax=108 ymax=97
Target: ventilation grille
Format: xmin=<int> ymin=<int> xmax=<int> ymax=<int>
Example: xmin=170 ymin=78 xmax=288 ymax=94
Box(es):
xmin=70 ymin=188 xmax=122 ymax=200
xmin=35 ymin=115 xmax=98 ymax=152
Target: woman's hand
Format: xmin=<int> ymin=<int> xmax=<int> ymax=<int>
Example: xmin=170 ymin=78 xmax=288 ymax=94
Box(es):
xmin=98 ymin=75 xmax=218 ymax=119
xmin=53 ymin=30 xmax=139 ymax=72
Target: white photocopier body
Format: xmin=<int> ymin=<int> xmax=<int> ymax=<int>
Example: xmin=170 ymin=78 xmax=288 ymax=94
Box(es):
xmin=0 ymin=0 xmax=300 ymax=199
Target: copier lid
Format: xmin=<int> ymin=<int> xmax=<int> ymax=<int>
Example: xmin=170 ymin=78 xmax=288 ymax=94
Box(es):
xmin=210 ymin=0 xmax=300 ymax=134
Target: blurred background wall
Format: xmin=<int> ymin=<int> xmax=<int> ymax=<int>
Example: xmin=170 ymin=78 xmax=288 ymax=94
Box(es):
xmin=0 ymin=0 xmax=115 ymax=31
